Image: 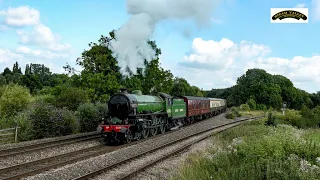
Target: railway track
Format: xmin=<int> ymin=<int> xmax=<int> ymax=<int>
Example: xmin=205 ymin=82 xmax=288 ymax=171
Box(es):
xmin=0 ymin=118 xmax=196 ymax=180
xmin=0 ymin=144 xmax=112 ymax=180
xmin=0 ymin=114 xmax=262 ymax=180
xmin=0 ymin=119 xmax=192 ymax=180
xmin=0 ymin=132 xmax=100 ymax=158
xmin=73 ymin=116 xmax=264 ymax=180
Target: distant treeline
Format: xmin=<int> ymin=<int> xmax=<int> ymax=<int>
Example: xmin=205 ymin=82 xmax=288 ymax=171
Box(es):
xmin=205 ymin=69 xmax=320 ymax=110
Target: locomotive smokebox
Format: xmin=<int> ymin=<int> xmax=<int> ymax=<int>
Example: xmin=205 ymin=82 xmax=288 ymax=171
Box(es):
xmin=120 ymin=88 xmax=128 ymax=93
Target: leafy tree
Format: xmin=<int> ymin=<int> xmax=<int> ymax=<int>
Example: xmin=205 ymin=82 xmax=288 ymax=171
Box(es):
xmin=0 ymin=75 xmax=6 ymax=85
xmin=2 ymin=67 xmax=12 ymax=76
xmin=171 ymin=77 xmax=191 ymax=96
xmin=246 ymin=98 xmax=257 ymax=110
xmin=122 ymin=76 xmax=143 ymax=92
xmin=140 ymin=58 xmax=174 ymax=94
xmin=0 ymin=83 xmax=31 ymax=116
xmin=20 ymin=74 xmax=42 ymax=94
xmin=12 ymin=61 xmax=22 ymax=74
xmin=77 ymin=34 xmax=122 ymax=101
xmin=53 ymin=85 xmax=90 ymax=111
xmin=240 ymin=104 xmax=250 ymax=111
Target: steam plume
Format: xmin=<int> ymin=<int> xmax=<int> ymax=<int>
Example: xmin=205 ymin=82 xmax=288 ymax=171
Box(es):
xmin=109 ymin=0 xmax=219 ymax=74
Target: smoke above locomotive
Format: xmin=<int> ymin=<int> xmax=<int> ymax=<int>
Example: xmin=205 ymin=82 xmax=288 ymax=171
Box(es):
xmin=108 ymin=0 xmax=219 ymax=75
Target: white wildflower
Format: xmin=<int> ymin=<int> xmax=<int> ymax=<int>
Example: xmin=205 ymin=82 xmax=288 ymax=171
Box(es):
xmin=300 ymin=159 xmax=312 ymax=172
xmin=288 ymin=154 xmax=299 ymax=161
xmin=299 ymin=159 xmax=319 ymax=172
xmin=311 ymin=165 xmax=319 ymax=170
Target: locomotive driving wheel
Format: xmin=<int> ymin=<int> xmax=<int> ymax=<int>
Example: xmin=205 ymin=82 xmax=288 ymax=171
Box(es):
xmin=150 ymin=127 xmax=157 ymax=136
xmin=158 ymin=117 xmax=166 ymax=134
xmin=125 ymin=129 xmax=133 ymax=143
xmin=141 ymin=128 xmax=149 ymax=139
xmin=149 ymin=115 xmax=158 ymax=136
xmin=134 ymin=132 xmax=142 ymax=140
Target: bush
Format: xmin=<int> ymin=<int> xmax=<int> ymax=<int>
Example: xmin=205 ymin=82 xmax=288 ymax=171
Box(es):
xmin=225 ymin=107 xmax=241 ymax=119
xmin=30 ymin=101 xmax=79 ymax=139
xmin=59 ymin=108 xmax=79 ymax=135
xmin=225 ymin=112 xmax=235 ymax=119
xmin=32 ymin=94 xmax=55 ymax=104
xmin=246 ymin=98 xmax=256 ymax=110
xmin=0 ymin=83 xmax=31 ymax=116
xmin=240 ymin=104 xmax=250 ymax=111
xmin=231 ymin=107 xmax=241 ymax=117
xmin=98 ymin=94 xmax=110 ymax=103
xmin=256 ymin=104 xmax=267 ymax=111
xmin=77 ymin=102 xmax=99 ymax=132
xmin=53 ymin=86 xmax=90 ymax=111
xmin=95 ymin=102 xmax=109 ymax=120
xmin=265 ymin=112 xmax=277 ymax=126
xmin=14 ymin=112 xmax=34 ymax=141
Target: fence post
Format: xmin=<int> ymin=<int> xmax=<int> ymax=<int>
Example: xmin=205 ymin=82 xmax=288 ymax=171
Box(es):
xmin=14 ymin=126 xmax=18 ymax=142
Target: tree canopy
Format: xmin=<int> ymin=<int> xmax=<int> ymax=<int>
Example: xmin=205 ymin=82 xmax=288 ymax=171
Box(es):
xmin=1 ymin=31 xmax=319 ymax=111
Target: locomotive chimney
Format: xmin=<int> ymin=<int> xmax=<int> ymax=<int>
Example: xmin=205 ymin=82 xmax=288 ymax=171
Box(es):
xmin=120 ymin=88 xmax=128 ymax=93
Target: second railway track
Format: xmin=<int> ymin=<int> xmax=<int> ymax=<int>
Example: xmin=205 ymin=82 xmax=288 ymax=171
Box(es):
xmin=0 ymin=133 xmax=101 ymax=158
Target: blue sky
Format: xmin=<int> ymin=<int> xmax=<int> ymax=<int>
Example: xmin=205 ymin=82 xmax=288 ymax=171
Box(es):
xmin=0 ymin=0 xmax=320 ymax=93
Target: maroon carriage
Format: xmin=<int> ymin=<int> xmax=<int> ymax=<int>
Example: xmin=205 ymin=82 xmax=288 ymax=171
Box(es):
xmin=181 ymin=96 xmax=210 ymax=121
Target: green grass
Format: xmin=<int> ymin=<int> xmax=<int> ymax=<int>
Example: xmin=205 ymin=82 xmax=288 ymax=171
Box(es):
xmin=239 ymin=110 xmax=266 ymax=117
xmin=172 ymin=119 xmax=320 ymax=180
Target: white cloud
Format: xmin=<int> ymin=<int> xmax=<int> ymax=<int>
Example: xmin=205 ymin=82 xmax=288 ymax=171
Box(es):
xmin=0 ymin=48 xmax=22 ymax=63
xmin=16 ymin=46 xmax=70 ymax=59
xmin=173 ymin=38 xmax=320 ymax=93
xmin=0 ymin=6 xmax=71 ymax=52
xmin=16 ymin=24 xmax=71 ymax=52
xmin=312 ymin=0 xmax=320 ymax=20
xmin=295 ymin=4 xmax=306 ymax=8
xmin=0 ymin=47 xmax=72 ymax=74
xmin=0 ymin=6 xmax=40 ymax=27
xmin=180 ymin=38 xmax=270 ymax=70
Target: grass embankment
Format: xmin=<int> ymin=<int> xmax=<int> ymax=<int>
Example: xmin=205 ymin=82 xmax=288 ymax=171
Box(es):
xmin=172 ymin=118 xmax=320 ymax=180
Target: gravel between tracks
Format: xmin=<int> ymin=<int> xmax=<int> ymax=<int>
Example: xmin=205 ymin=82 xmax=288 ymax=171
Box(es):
xmin=0 ymin=131 xmax=99 ymax=151
xmin=23 ymin=114 xmax=239 ymax=180
xmin=0 ymin=140 xmax=102 ymax=169
xmin=130 ymin=139 xmax=213 ymax=180
xmin=92 ymin=123 xmax=231 ymax=180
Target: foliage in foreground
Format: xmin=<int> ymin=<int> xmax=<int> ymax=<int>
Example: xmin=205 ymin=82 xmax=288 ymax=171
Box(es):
xmin=77 ymin=102 xmax=108 ymax=132
xmin=225 ymin=107 xmax=241 ymax=119
xmin=0 ymin=83 xmax=31 ymax=116
xmin=274 ymin=106 xmax=320 ymax=129
xmin=172 ymin=120 xmax=320 ymax=180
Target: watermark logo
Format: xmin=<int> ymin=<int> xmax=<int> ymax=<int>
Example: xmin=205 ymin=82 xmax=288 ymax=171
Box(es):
xmin=270 ymin=8 xmax=308 ymax=23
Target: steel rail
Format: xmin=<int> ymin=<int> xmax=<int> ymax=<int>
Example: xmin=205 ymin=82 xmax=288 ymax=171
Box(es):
xmin=0 ymin=133 xmax=101 ymax=158
xmin=73 ymin=116 xmax=264 ymax=180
